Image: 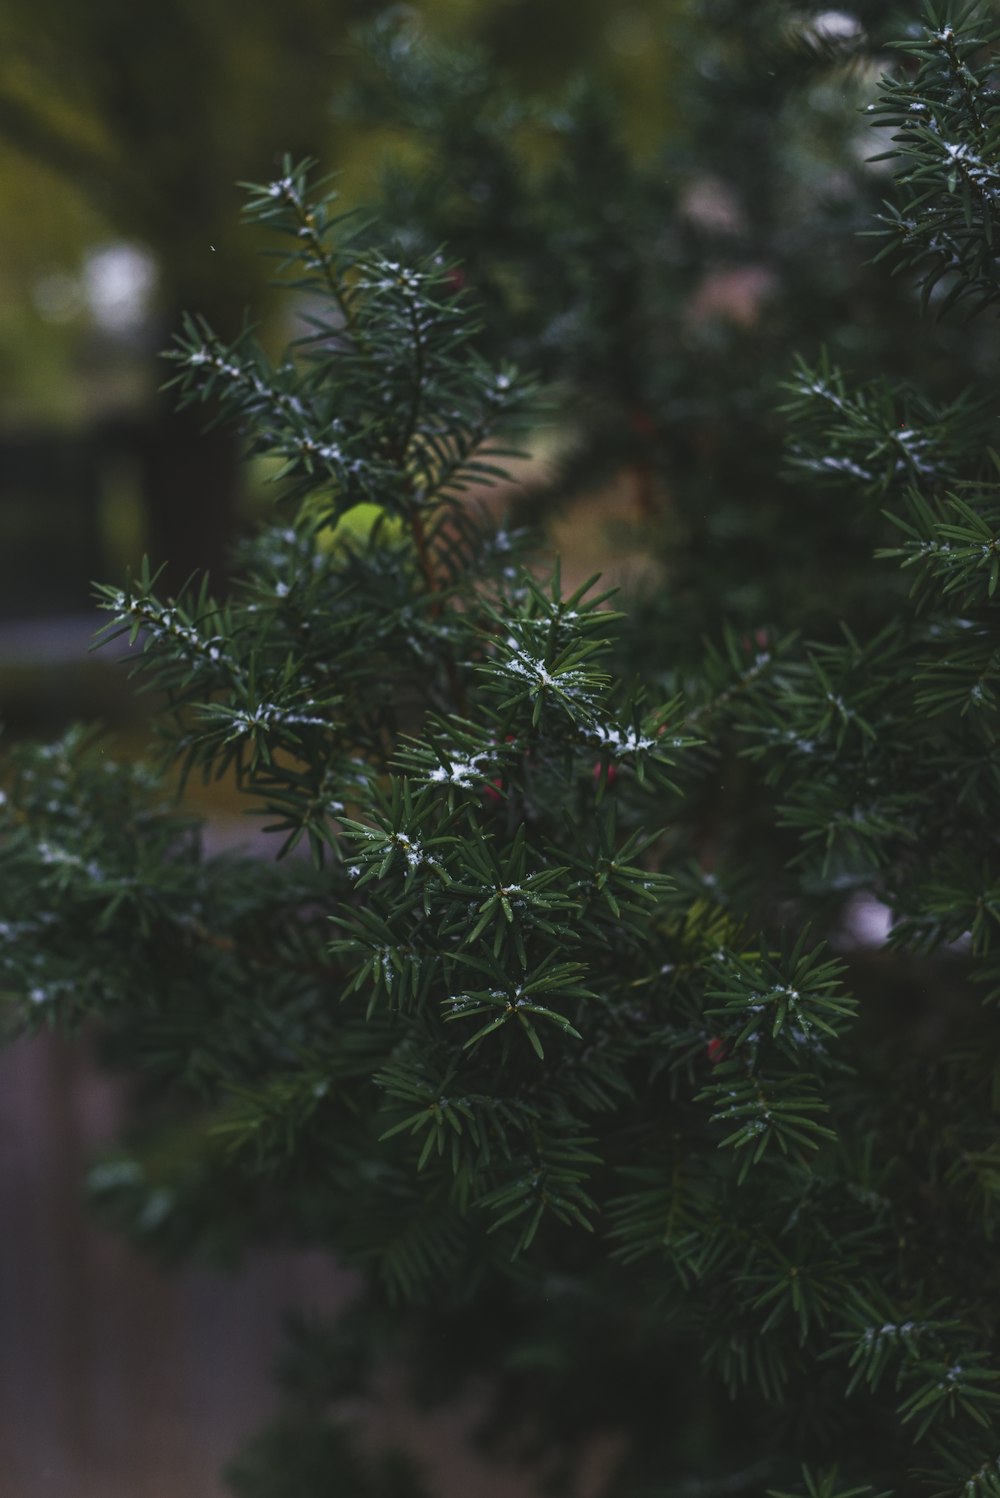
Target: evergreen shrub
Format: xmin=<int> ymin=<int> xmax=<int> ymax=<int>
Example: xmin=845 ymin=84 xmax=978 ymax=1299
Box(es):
xmin=4 ymin=5 xmax=1000 ymax=1495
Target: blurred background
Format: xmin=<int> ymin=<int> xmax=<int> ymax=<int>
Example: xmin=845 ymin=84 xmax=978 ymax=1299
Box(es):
xmin=0 ymin=2 xmax=916 ymax=1494
xmin=0 ymin=0 xmax=678 ymax=638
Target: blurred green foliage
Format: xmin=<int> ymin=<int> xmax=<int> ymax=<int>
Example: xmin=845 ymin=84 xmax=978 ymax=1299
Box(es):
xmin=0 ymin=0 xmax=688 ymax=422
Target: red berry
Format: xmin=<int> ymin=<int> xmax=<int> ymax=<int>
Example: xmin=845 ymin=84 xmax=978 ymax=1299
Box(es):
xmin=593 ymin=761 xmax=618 ymax=786
xmin=484 ymin=777 xmax=504 ymax=804
xmin=741 ymin=628 xmax=770 ymax=654
xmin=706 ymin=1036 xmax=730 ymax=1065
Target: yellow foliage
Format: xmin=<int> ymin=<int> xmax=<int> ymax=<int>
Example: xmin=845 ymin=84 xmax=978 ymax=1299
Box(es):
xmin=307 ymin=500 xmax=407 ymax=554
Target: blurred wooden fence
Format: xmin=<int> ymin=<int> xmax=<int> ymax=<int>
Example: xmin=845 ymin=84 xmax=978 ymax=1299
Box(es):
xmin=0 ymin=412 xmax=239 ymax=620
xmin=0 ymin=1031 xmax=352 ymax=1498
xmin=0 ymin=434 xmax=109 ymax=618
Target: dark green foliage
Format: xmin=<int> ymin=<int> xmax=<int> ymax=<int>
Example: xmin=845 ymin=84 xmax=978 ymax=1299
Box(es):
xmin=7 ymin=5 xmax=1000 ymax=1496
xmin=870 ymin=1 xmax=1000 ymax=316
xmin=336 ymin=1 xmax=976 ymax=657
xmin=226 ymin=1415 xmax=432 ymax=1498
xmin=768 ymin=1471 xmax=891 ymax=1498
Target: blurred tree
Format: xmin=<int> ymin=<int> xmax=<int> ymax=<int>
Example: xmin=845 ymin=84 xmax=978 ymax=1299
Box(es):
xmin=0 ymin=0 xmax=360 ymax=585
